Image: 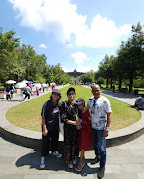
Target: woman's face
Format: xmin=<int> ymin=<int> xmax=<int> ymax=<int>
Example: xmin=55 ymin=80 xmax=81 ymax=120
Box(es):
xmin=52 ymin=92 xmax=60 ymax=102
xmin=67 ymin=90 xmax=75 ymax=101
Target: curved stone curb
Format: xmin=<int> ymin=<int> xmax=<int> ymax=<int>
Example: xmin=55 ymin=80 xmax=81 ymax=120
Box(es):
xmin=0 ymin=85 xmax=144 ymax=150
xmin=0 ymin=86 xmax=64 ymax=150
xmin=107 ymin=110 xmax=144 ymax=147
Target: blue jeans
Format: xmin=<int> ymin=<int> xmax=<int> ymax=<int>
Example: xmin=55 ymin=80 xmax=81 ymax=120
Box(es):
xmin=92 ymin=129 xmax=106 ymax=168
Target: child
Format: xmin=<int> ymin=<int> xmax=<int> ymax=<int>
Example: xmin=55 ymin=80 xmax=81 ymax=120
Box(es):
xmin=40 ymin=89 xmax=62 ymax=169
xmin=75 ymin=98 xmax=92 ymax=171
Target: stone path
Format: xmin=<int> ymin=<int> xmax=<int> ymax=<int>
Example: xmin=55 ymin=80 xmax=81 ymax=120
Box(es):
xmin=0 ymin=86 xmax=144 ymax=178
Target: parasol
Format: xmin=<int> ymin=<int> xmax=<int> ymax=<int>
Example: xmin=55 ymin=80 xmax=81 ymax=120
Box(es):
xmin=5 ymin=80 xmax=16 ymax=84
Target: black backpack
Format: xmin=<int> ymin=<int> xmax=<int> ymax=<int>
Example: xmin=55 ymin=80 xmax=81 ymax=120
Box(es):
xmin=135 ymin=98 xmax=144 ymax=110
xmin=23 ymin=87 xmax=28 ymax=95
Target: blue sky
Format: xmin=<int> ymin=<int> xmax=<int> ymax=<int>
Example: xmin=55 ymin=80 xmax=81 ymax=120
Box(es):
xmin=1 ymin=0 xmax=144 ymax=72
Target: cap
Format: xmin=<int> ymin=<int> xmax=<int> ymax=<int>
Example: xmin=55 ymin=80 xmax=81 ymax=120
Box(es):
xmin=52 ymin=89 xmax=61 ymax=95
xmin=76 ymin=98 xmax=85 ymax=105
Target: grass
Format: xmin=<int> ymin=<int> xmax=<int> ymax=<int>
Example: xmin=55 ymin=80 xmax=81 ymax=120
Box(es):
xmin=6 ymin=85 xmax=141 ymax=132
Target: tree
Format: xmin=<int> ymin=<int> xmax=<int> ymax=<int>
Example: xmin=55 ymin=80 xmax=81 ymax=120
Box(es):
xmin=97 ymin=55 xmax=114 ymax=88
xmin=116 ymin=23 xmax=144 ymax=92
xmin=0 ymin=28 xmax=20 ymax=83
xmin=78 ymin=71 xmax=95 ymax=84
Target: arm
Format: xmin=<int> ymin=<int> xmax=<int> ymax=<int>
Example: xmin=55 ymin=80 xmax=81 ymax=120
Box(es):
xmin=67 ymin=120 xmax=77 ymax=125
xmin=42 ymin=117 xmax=48 ymax=136
xmin=67 ymin=115 xmax=80 ymax=125
xmin=103 ymin=112 xmax=111 ymax=137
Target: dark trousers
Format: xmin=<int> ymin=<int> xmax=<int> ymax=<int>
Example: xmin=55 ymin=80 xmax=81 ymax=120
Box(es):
xmin=24 ymin=93 xmax=30 ymax=99
xmin=6 ymin=94 xmax=11 ymax=100
xmin=41 ymin=129 xmax=59 ymax=156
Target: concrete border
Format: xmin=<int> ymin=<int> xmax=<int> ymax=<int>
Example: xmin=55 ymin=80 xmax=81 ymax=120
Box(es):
xmin=0 ymin=86 xmax=144 ymax=150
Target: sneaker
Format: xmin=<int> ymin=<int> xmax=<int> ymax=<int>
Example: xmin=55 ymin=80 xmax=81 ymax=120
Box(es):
xmin=97 ymin=166 xmax=105 ymax=179
xmin=67 ymin=163 xmax=73 ymax=169
xmin=51 ymin=151 xmax=62 ymax=158
xmin=90 ymin=157 xmax=100 ymax=165
xmin=40 ymin=156 xmax=45 ymax=169
xmin=72 ymin=158 xmax=77 ymax=165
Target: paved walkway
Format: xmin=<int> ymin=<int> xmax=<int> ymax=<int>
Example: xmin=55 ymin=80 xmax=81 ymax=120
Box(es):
xmin=0 ymin=87 xmax=144 ymax=178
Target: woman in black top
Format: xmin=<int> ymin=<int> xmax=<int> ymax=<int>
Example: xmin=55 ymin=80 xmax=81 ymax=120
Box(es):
xmin=60 ymin=87 xmax=80 ymax=169
xmin=40 ymin=89 xmax=62 ymax=169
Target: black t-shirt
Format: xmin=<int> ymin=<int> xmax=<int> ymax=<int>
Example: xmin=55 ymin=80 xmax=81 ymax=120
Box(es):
xmin=41 ymin=100 xmax=61 ymax=131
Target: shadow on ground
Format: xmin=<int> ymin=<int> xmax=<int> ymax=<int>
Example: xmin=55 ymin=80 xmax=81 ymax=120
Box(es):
xmin=15 ymin=151 xmax=98 ymax=176
xmin=101 ymin=89 xmax=136 ymax=99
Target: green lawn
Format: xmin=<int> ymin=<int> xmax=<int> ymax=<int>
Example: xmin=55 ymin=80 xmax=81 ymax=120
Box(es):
xmin=6 ymin=85 xmax=141 ymax=132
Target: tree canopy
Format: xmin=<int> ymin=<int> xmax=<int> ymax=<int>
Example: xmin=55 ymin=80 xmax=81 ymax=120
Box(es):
xmin=0 ymin=28 xmax=71 ymax=85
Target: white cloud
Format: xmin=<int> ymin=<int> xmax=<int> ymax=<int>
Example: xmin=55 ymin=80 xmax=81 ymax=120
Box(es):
xmin=71 ymin=51 xmax=93 ymax=72
xmin=62 ymin=66 xmax=70 ymax=72
xmin=65 ymin=43 xmax=74 ymax=49
xmin=9 ymin=0 xmax=131 ymax=48
xmin=76 ymin=65 xmax=92 ymax=73
xmin=39 ymin=43 xmax=48 ymax=49
xmin=75 ymin=15 xmax=132 ymax=48
xmin=9 ymin=0 xmax=87 ymax=42
xmin=72 ymin=51 xmax=87 ymax=64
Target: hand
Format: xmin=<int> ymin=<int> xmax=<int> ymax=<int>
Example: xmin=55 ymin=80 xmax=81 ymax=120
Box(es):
xmin=42 ymin=129 xmax=48 ymax=136
xmin=76 ymin=120 xmax=80 ymax=126
xmin=103 ymin=130 xmax=108 ymax=137
xmin=76 ymin=115 xmax=81 ymax=123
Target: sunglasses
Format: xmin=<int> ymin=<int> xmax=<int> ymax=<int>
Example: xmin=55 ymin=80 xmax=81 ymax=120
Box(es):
xmin=68 ymin=93 xmax=75 ymax=96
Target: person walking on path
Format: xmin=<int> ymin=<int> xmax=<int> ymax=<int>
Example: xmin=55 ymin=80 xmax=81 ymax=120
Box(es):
xmin=87 ymin=84 xmax=112 ymax=179
xmin=60 ymin=87 xmax=79 ymax=169
xmin=75 ymin=98 xmax=92 ymax=172
xmin=40 ymin=89 xmax=62 ymax=169
xmin=10 ymin=84 xmax=15 ymax=99
xmin=5 ymin=85 xmax=11 ymax=100
xmin=23 ymin=83 xmax=31 ymax=100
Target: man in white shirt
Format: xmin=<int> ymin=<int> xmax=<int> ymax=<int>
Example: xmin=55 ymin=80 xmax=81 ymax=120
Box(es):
xmin=87 ymin=84 xmax=112 ymax=178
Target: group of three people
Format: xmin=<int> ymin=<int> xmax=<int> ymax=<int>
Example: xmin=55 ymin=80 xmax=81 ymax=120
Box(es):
xmin=40 ymin=85 xmax=112 ymax=178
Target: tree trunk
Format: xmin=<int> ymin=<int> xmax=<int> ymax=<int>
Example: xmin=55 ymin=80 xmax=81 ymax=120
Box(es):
xmin=106 ymin=77 xmax=109 ymax=88
xmin=118 ymin=78 xmax=122 ymax=91
xmin=110 ymin=78 xmax=113 ymax=88
xmin=129 ymin=78 xmax=133 ymax=93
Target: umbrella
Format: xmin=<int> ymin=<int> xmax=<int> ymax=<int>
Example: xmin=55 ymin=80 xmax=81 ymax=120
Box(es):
xmin=50 ymin=83 xmax=55 ymax=86
xmin=15 ymin=82 xmax=27 ymax=89
xmin=5 ymin=80 xmax=16 ymax=84
xmin=41 ymin=83 xmax=47 ymax=87
xmin=28 ymin=81 xmax=33 ymax=84
xmin=35 ymin=83 xmax=41 ymax=88
xmin=22 ymin=80 xmax=28 ymax=83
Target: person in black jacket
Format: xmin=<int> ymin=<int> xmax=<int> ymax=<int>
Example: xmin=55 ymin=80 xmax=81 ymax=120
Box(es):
xmin=40 ymin=89 xmax=62 ymax=169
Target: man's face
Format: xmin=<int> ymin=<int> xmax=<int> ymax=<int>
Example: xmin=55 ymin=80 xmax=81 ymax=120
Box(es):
xmin=92 ymin=85 xmax=101 ymax=99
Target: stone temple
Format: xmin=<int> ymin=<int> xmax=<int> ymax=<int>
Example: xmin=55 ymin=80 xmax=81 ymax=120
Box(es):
xmin=67 ymin=69 xmax=84 ymax=78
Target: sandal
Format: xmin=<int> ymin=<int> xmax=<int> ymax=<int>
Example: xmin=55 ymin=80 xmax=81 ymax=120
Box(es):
xmin=75 ymin=161 xmax=85 ymax=171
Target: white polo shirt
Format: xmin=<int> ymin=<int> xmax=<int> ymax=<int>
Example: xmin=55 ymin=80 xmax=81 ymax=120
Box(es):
xmin=87 ymin=96 xmax=112 ymax=130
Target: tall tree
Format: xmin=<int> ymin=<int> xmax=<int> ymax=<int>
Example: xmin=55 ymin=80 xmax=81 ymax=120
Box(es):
xmin=97 ymin=55 xmax=114 ymax=88
xmin=0 ymin=28 xmax=20 ymax=83
xmin=116 ymin=23 xmax=144 ymax=92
